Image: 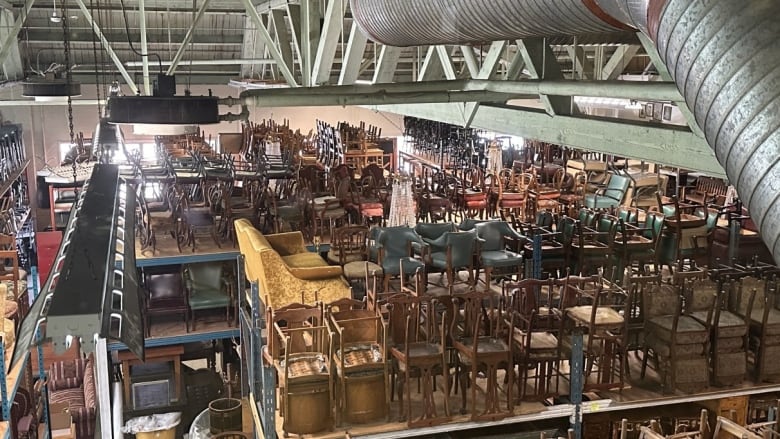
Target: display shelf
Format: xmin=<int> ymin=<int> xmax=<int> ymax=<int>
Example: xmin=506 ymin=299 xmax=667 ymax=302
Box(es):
xmin=136 ymin=250 xmax=241 ymax=268
xmin=582 ymin=383 xmax=780 ymax=415
xmin=107 ymin=327 xmax=240 ymax=351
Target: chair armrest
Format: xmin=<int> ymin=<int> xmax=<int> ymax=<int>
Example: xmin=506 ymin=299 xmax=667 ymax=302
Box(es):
xmin=287 ymin=265 xmax=343 ymax=280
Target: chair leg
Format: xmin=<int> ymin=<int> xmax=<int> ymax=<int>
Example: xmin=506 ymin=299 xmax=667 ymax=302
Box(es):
xmin=484 ymin=266 xmax=493 ymax=292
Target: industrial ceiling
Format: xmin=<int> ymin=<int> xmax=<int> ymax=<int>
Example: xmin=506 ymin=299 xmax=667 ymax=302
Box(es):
xmin=0 ymin=0 xmax=777 ymax=264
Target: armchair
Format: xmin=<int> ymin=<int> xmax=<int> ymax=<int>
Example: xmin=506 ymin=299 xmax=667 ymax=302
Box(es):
xmin=376 ymin=227 xmax=426 ymax=292
xmin=48 ymin=356 xmax=96 ymax=439
xmin=185 ymin=262 xmax=234 ymax=331
xmin=474 ymin=221 xmax=527 ymax=290
xmin=422 ymin=230 xmax=478 ymax=292
xmin=584 ymin=173 xmax=631 ymax=209
xmin=143 ymin=265 xmax=189 ymax=336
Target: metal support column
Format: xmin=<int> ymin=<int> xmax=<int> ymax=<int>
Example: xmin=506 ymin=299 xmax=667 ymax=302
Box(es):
xmin=95 ymin=337 xmax=113 ymax=438
xmin=33 ymin=266 xmax=49 ymax=432
xmin=75 ymin=0 xmax=139 ymax=95
xmin=138 ymin=0 xmax=150 ymax=94
xmin=570 ymin=330 xmax=584 ymax=439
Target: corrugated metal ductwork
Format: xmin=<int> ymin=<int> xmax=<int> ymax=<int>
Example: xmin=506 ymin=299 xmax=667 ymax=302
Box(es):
xmin=648 ymin=0 xmax=780 ymax=265
xmin=350 ymin=0 xmax=780 ymax=265
xmin=350 ymin=0 xmax=629 ymax=47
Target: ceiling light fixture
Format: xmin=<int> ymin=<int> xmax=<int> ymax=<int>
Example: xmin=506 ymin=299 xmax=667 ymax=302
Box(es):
xmin=50 ymin=0 xmax=61 ymax=23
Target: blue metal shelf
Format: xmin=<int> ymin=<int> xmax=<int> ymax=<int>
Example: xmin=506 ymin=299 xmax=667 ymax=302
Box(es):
xmin=135 ymin=250 xmax=241 ymax=268
xmin=107 ymin=327 xmax=241 ymax=351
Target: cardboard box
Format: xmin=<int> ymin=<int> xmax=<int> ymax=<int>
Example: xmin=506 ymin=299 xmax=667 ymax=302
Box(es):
xmin=50 ymin=411 xmax=72 ymax=439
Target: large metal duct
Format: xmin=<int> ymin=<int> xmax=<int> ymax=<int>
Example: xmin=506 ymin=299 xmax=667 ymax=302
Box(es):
xmin=350 ymin=0 xmax=780 ymax=265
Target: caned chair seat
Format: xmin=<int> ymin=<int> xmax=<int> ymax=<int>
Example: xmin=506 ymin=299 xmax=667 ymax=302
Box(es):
xmin=343 ymin=261 xmax=383 ymax=280
xmin=513 ymin=328 xmax=558 ymax=355
xmin=567 ymin=306 xmax=624 ymax=327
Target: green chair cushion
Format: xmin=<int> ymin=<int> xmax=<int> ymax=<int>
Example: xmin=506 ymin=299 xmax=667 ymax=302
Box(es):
xmin=481 ymin=250 xmax=523 ymax=268
xmin=381 ymin=256 xmax=424 ymax=276
xmin=189 ymin=289 xmax=231 ymax=310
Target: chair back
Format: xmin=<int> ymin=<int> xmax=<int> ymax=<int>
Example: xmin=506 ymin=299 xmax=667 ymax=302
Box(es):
xmin=414 ymin=222 xmax=456 ymax=240
xmin=331 ymin=225 xmax=369 ymax=264
xmin=444 ymin=230 xmax=478 ymax=267
xmin=376 ymin=227 xmax=419 ymax=259
xmin=475 ymin=221 xmax=515 ymax=252
xmin=187 ymin=262 xmax=224 ymax=291
xmin=145 ymin=268 xmax=185 ymax=301
xmin=644 ymin=282 xmax=683 ymax=322
xmin=603 ymin=174 xmax=631 ymax=202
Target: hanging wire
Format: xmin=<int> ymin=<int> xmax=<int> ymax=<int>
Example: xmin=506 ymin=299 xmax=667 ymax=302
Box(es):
xmin=88 ymin=0 xmax=102 ymax=117
xmin=118 ymin=0 xmax=163 ymax=74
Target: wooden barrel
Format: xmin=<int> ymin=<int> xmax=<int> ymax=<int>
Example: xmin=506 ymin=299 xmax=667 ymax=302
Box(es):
xmin=208 ymin=398 xmax=243 ymax=434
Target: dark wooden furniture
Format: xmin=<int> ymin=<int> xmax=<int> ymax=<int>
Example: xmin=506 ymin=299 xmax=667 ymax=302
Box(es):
xmin=143 ymin=265 xmax=189 ymax=336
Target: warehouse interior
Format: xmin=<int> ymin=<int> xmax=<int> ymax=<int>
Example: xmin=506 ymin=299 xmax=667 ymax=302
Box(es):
xmin=0 ymin=0 xmax=776 ymax=438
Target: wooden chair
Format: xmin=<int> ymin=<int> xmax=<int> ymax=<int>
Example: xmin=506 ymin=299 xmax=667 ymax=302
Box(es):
xmin=504 ymin=279 xmax=563 ymax=402
xmin=266 ymin=303 xmax=332 ymax=436
xmin=641 ymin=281 xmax=710 ymax=393
xmin=448 ymin=290 xmax=513 ymax=421
xmin=327 ymin=298 xmax=389 ymax=425
xmin=143 ymin=265 xmax=189 ymax=336
xmin=386 ymin=292 xmax=451 ymax=427
xmin=562 ymin=275 xmax=630 ymax=391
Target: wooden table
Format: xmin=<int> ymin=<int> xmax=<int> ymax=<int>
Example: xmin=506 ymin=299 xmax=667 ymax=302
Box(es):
xmin=118 ymin=345 xmax=184 ymax=408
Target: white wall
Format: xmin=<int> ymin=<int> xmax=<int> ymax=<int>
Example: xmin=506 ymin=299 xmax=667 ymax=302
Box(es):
xmin=0 ymin=83 xmax=404 ymax=169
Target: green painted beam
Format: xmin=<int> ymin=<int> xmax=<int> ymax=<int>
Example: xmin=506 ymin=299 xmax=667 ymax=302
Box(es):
xmin=365 ymin=102 xmax=725 ymax=177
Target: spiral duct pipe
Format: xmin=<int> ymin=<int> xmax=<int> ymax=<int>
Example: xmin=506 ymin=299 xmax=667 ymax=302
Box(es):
xmin=350 ymin=0 xmax=780 ymax=265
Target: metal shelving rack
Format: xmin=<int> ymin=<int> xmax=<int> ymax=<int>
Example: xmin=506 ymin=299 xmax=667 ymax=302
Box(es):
xmin=236 ymin=253 xmax=580 ymax=439
xmin=0 ymin=267 xmax=48 ymax=439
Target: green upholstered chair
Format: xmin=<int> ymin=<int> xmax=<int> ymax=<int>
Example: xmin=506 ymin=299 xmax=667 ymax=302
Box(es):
xmin=584 ymin=174 xmax=631 ymax=209
xmin=474 ymin=221 xmax=526 ymax=290
xmin=376 ymin=227 xmax=426 ymax=292
xmin=413 ymin=222 xmax=457 ymax=255
xmin=185 ymin=262 xmax=234 ymax=331
xmin=423 ymin=230 xmax=478 ymax=292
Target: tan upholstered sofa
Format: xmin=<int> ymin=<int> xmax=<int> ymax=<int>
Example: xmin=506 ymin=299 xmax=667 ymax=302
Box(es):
xmin=234 ymin=219 xmax=350 ymax=309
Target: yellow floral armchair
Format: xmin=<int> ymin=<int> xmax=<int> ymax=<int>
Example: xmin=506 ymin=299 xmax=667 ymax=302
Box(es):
xmin=235 ymin=218 xmax=350 ymax=308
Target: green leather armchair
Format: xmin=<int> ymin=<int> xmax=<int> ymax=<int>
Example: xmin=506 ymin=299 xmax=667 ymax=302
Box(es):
xmin=376 ymin=227 xmax=426 ymax=292
xmin=584 ymin=174 xmax=631 ymax=209
xmin=413 ymin=222 xmax=456 ymax=255
xmin=185 ymin=262 xmax=234 ymax=331
xmin=474 ymin=221 xmax=526 ymax=289
xmin=423 ymin=230 xmax=478 ymax=292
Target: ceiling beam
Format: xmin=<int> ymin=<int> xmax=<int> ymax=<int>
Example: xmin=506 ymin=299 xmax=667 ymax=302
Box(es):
xmin=166 ymin=0 xmax=212 ymax=75
xmin=600 ymin=45 xmax=640 ymax=80
xmin=418 ymin=46 xmax=443 ymax=81
xmin=566 ymin=45 xmax=593 ymax=80
xmin=23 ymin=29 xmax=243 ymax=45
xmin=271 ymin=9 xmax=294 ymax=79
xmin=20 ymin=4 xmax=245 ymax=14
xmin=138 ymin=0 xmax=150 ymax=93
xmin=74 ymin=0 xmax=139 ymax=95
xmin=300 ymin=0 xmax=320 ymax=86
xmin=338 ymin=21 xmax=367 ymax=85
xmin=435 ymin=46 xmax=456 ymax=80
xmin=638 ymin=32 xmax=705 ymax=138
xmin=367 ymin=101 xmax=724 ymax=177
xmin=518 ymin=38 xmax=571 ymax=116
xmin=372 ymin=45 xmax=401 ymax=84
xmin=460 ymin=46 xmax=479 ymax=79
xmin=0 ymin=0 xmax=33 ymax=69
xmin=0 ymin=9 xmax=23 ymax=80
xmin=311 ymin=0 xmax=345 ymax=85
xmin=241 ymin=0 xmax=297 ymax=86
